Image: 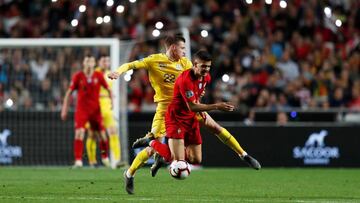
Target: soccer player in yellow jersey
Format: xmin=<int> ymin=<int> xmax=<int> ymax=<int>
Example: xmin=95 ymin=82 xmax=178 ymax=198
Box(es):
xmin=86 ymin=55 xmax=123 ymax=168
xmin=108 ymin=35 xmax=260 ymax=194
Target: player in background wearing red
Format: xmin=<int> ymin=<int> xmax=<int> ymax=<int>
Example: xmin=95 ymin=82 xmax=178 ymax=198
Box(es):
xmin=61 ymin=55 xmax=111 ymax=167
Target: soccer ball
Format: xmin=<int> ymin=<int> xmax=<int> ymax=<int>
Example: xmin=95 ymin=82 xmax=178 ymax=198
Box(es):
xmin=169 ymin=160 xmax=191 ymax=180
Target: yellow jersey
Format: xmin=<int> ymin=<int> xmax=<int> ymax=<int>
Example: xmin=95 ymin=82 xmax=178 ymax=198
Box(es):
xmin=95 ymin=67 xmax=113 ymax=110
xmin=116 ymin=53 xmax=192 ymax=103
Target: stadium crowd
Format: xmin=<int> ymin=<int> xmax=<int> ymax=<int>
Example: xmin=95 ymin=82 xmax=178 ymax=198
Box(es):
xmin=0 ymin=0 xmax=359 ymax=113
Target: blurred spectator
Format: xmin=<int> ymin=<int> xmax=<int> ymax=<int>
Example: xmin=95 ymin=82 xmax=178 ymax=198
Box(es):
xmin=276 ymin=111 xmax=288 ymax=126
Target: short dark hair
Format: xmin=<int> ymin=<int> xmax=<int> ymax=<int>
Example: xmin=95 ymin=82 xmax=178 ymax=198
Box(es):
xmin=97 ymin=54 xmax=109 ymax=61
xmin=164 ymin=34 xmax=185 ymax=48
xmin=193 ymin=50 xmax=212 ymax=61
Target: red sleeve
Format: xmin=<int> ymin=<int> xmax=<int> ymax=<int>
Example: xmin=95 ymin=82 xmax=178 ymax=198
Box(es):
xmin=178 ymin=74 xmax=196 ymax=103
xmin=69 ymin=73 xmax=78 ymax=91
xmin=97 ymin=72 xmax=109 ymax=89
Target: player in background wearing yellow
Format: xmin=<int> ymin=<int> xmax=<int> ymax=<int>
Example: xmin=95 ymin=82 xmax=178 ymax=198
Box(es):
xmin=108 ymin=35 xmax=260 ymax=195
xmin=86 ymin=55 xmax=123 ymax=168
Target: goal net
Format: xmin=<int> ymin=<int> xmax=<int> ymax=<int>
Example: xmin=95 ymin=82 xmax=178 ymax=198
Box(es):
xmin=0 ymin=38 xmax=129 ymax=166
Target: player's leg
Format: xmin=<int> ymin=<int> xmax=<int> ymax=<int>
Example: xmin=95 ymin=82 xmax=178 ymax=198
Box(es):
xmin=103 ymin=109 xmax=122 ymax=168
xmin=86 ymin=128 xmax=98 ymax=167
xmin=98 ymin=130 xmax=110 ymax=167
xmin=90 ymin=109 xmax=110 ymax=167
xmin=73 ymin=128 xmax=86 ymax=167
xmin=185 ymin=144 xmax=202 ymax=164
xmin=168 ymin=138 xmax=185 ymax=160
xmin=124 ymin=104 xmax=167 ymax=194
xmin=199 ymin=112 xmax=261 ymax=169
xmin=184 ymin=123 xmax=202 ymax=164
xmin=73 ymin=111 xmax=88 ymax=167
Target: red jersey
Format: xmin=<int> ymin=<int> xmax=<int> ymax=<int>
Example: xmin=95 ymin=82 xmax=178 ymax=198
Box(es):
xmin=69 ymin=71 xmax=108 ymax=112
xmin=166 ymin=69 xmax=211 ymax=129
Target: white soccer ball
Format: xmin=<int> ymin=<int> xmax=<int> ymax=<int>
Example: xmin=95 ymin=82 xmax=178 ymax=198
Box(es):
xmin=169 ymin=160 xmax=191 ymax=180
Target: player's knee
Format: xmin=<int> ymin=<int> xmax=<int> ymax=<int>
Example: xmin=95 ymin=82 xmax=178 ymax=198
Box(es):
xmin=75 ymin=129 xmax=85 ymax=140
xmin=187 ymin=155 xmax=202 ymax=164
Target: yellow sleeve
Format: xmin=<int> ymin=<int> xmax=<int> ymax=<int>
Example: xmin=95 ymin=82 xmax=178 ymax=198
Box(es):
xmin=115 ymin=56 xmax=153 ymax=75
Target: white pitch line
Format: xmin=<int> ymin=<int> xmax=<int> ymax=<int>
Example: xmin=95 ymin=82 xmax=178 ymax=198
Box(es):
xmin=0 ymin=196 xmax=358 ymax=203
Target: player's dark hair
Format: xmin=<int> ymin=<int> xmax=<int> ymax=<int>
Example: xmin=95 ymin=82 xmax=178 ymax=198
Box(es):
xmin=97 ymin=54 xmax=109 ymax=61
xmin=193 ymin=50 xmax=212 ymax=62
xmin=164 ymin=34 xmax=185 ymax=48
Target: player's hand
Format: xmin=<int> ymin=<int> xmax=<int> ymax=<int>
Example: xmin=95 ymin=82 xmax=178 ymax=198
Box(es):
xmin=61 ymin=111 xmax=67 ymax=121
xmin=61 ymin=109 xmax=67 ymax=121
xmin=108 ymin=71 xmax=120 ymax=80
xmin=200 ymin=90 xmax=205 ymax=98
xmin=215 ymin=102 xmax=235 ymax=112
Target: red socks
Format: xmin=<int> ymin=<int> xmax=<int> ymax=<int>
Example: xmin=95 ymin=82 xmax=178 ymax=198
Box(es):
xmin=150 ymin=140 xmax=172 ymax=162
xmin=99 ymin=139 xmax=109 ymax=159
xmin=74 ymin=139 xmax=83 ymax=161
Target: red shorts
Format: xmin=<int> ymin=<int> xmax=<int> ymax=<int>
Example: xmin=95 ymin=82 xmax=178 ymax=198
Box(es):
xmin=75 ymin=107 xmax=104 ymax=131
xmin=165 ymin=115 xmax=202 ymax=146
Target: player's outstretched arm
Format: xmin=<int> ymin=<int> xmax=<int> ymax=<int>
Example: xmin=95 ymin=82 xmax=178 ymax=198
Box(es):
xmin=61 ymin=89 xmax=72 ymax=121
xmin=187 ymin=102 xmax=234 ymax=112
xmin=108 ymin=58 xmax=150 ymax=80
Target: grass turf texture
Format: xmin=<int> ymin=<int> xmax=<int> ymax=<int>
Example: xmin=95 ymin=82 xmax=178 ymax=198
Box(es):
xmin=0 ymin=167 xmax=359 ymax=202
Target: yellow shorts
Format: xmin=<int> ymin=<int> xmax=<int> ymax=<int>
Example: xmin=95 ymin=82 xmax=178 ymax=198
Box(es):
xmin=151 ymin=103 xmax=169 ymax=138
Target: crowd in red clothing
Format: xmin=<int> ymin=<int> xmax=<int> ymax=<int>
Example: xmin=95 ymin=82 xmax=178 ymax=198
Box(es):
xmin=0 ymin=0 xmax=359 ymax=113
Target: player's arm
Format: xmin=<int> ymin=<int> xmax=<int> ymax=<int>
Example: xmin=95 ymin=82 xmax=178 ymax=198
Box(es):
xmin=179 ymin=75 xmax=233 ymax=112
xmin=61 ymin=89 xmax=73 ymax=121
xmin=61 ymin=74 xmax=77 ymax=120
xmin=187 ymin=101 xmax=234 ymax=112
xmin=108 ymin=57 xmax=150 ymax=80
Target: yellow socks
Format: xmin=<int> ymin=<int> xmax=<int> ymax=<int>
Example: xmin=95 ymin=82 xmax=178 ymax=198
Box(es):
xmin=86 ymin=137 xmax=97 ymax=165
xmin=216 ymin=128 xmax=246 ymax=157
xmin=109 ymin=134 xmax=121 ymax=163
xmin=128 ymin=148 xmax=150 ymax=176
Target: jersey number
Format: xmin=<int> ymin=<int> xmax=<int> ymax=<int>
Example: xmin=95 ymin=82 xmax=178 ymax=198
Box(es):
xmin=163 ymin=73 xmax=175 ymax=83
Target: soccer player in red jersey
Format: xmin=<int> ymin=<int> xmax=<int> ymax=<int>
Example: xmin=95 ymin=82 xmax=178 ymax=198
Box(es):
xmin=149 ymin=50 xmax=236 ymax=164
xmin=61 ymin=55 xmax=111 ymax=167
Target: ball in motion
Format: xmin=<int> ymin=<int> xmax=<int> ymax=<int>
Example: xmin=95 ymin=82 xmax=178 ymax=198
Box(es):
xmin=169 ymin=160 xmax=191 ymax=180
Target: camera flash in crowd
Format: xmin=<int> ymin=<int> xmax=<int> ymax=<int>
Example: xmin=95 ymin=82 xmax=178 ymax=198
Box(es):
xmin=280 ymin=0 xmax=287 ymax=8
xmin=6 ymin=99 xmax=14 ymax=108
xmin=71 ymin=19 xmax=78 ymax=27
xmin=222 ymin=74 xmax=230 ymax=83
xmin=117 ymin=5 xmax=125 ymax=13
xmin=106 ymin=0 xmax=114 ymax=7
xmin=324 ymin=7 xmax=332 ymax=18
xmin=155 ymin=22 xmax=164 ymax=30
xmin=335 ymin=19 xmax=342 ymax=27
xmin=201 ymin=30 xmax=208 ymax=38
xmin=79 ymin=5 xmax=86 ymax=13
xmin=96 ymin=17 xmax=103 ymax=24
xmin=152 ymin=29 xmax=160 ymax=37
xmin=103 ymin=15 xmax=111 ymax=23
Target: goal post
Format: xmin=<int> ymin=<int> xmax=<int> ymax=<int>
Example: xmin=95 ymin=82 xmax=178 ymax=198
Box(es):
xmin=0 ymin=38 xmax=129 ymax=166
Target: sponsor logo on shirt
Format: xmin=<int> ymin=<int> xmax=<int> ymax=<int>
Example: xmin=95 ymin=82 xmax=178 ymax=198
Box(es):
xmin=176 ymin=64 xmax=182 ymax=70
xmin=185 ymin=90 xmax=194 ymax=98
xmin=159 ymin=63 xmax=166 ymax=70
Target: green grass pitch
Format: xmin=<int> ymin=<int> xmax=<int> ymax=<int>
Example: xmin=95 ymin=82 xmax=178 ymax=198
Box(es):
xmin=0 ymin=167 xmax=359 ymax=202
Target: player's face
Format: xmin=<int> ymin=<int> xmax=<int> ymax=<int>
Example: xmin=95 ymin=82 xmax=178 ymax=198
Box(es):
xmin=99 ymin=56 xmax=110 ymax=70
xmin=170 ymin=41 xmax=186 ymax=61
xmin=83 ymin=57 xmax=96 ymax=72
xmin=194 ymin=59 xmax=211 ymax=77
